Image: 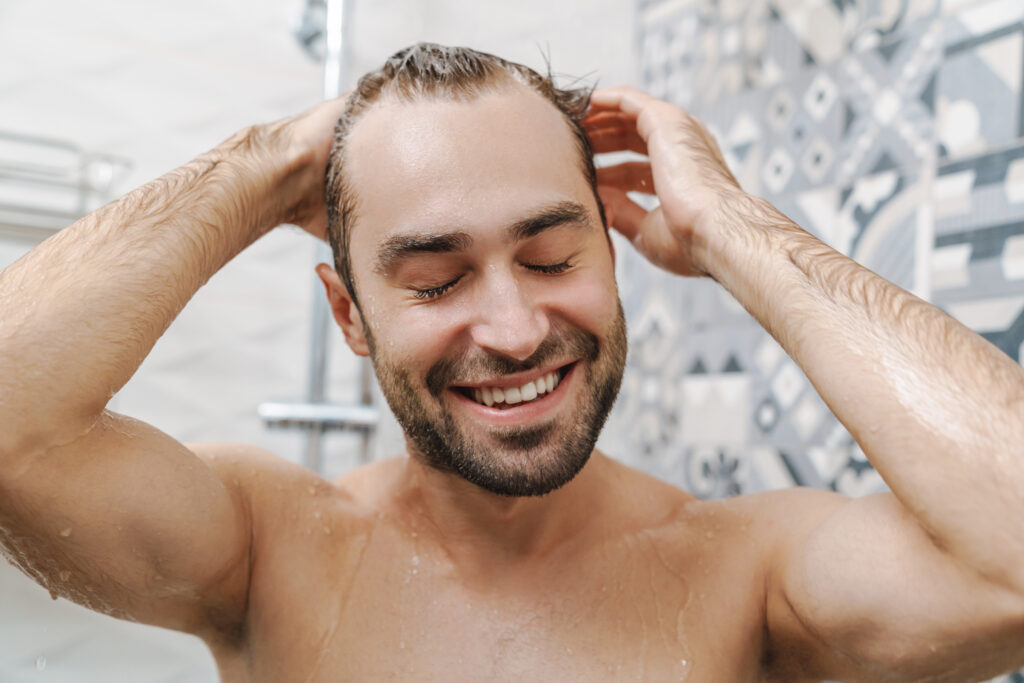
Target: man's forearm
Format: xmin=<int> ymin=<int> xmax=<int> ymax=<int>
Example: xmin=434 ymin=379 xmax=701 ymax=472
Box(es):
xmin=0 ymin=123 xmax=312 ymax=457
xmin=702 ymin=191 xmax=1024 ymax=592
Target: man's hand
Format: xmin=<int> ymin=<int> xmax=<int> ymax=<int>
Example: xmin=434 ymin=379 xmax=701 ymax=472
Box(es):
xmin=268 ymin=93 xmax=350 ymax=240
xmin=584 ymin=86 xmax=742 ymax=278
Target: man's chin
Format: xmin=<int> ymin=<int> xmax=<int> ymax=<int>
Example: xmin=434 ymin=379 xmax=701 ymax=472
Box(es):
xmin=432 ymin=424 xmax=593 ymax=497
xmin=455 ymin=449 xmax=593 ymax=498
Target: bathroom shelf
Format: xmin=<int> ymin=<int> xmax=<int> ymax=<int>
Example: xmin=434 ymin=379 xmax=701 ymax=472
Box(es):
xmin=0 ymin=131 xmax=130 ymax=244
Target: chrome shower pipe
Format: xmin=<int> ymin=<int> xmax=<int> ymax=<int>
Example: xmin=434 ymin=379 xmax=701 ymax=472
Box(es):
xmin=261 ymin=0 xmax=379 ymax=474
xmin=305 ymin=0 xmax=348 ymax=472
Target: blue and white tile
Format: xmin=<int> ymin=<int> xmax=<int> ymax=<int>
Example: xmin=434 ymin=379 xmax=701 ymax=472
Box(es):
xmin=936 ymin=0 xmax=1024 ymax=161
xmin=932 ymin=142 xmax=1024 ymax=361
xmin=705 ymin=66 xmax=843 ymax=196
xmin=834 ymin=19 xmax=942 ymax=184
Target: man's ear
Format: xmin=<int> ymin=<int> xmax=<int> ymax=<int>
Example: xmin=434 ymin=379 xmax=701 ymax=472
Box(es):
xmin=315 ymin=263 xmax=370 ymax=357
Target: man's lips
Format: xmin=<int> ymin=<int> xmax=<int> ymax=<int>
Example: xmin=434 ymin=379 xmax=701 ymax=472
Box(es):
xmin=447 ymin=362 xmax=577 ymax=419
xmin=450 ymin=361 xmax=574 ymax=390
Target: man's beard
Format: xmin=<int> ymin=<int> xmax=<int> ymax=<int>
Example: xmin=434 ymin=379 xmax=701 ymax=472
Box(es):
xmin=366 ymin=303 xmax=627 ymax=497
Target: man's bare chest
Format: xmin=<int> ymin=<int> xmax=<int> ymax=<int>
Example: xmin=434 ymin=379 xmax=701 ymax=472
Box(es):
xmin=234 ymin=518 xmax=767 ymax=682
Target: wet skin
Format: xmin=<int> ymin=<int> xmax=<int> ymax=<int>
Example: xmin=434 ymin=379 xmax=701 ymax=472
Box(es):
xmin=4 ymin=78 xmax=1024 ymax=683
xmin=209 ymin=88 xmax=777 ymax=681
xmin=207 ymin=86 xmax=1024 ymax=680
xmin=203 ymin=447 xmax=787 ymax=682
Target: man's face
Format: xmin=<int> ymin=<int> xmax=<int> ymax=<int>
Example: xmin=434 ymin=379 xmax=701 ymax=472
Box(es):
xmin=342 ymin=84 xmax=626 ymax=497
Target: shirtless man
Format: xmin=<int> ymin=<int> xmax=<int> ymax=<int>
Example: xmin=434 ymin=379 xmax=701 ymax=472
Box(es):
xmin=2 ymin=42 xmax=1023 ymax=682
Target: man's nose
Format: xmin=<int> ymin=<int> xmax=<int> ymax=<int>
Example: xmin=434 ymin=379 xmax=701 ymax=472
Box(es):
xmin=468 ymin=272 xmax=549 ymax=361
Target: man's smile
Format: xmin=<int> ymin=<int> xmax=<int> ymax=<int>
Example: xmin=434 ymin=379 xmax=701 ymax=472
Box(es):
xmin=469 ymin=369 xmax=561 ymax=407
xmin=448 ymin=362 xmax=578 ymax=424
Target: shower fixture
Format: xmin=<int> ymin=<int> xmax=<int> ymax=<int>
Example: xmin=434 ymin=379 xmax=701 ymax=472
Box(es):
xmin=259 ymin=0 xmax=381 ymax=473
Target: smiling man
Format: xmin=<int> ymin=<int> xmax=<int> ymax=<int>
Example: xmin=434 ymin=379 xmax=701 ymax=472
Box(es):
xmin=319 ymin=58 xmax=627 ymax=500
xmin=2 ymin=43 xmax=1024 ymax=682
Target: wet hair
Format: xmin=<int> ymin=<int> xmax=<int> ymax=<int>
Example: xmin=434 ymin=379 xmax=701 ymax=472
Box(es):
xmin=324 ymin=42 xmax=604 ymax=309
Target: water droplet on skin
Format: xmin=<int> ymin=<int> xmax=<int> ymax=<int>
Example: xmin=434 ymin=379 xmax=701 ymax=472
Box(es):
xmin=308 ymin=486 xmax=316 ymax=495
xmin=410 ymin=531 xmax=417 ymax=537
xmin=411 ymin=555 xmax=419 ymax=566
xmin=314 ymin=510 xmax=322 ymax=519
xmin=566 ymin=647 xmax=573 ymax=655
xmin=59 ymin=528 xmax=72 ymax=537
xmin=36 ymin=655 xmax=46 ymax=671
xmin=323 ymin=526 xmax=331 ymax=534
xmin=58 ymin=570 xmax=70 ymax=582
xmin=399 ymin=641 xmax=405 ymax=649
xmin=705 ymin=531 xmax=714 ymax=539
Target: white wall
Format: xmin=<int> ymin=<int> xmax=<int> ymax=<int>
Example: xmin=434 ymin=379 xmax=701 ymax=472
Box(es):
xmin=0 ymin=1 xmax=636 ymax=680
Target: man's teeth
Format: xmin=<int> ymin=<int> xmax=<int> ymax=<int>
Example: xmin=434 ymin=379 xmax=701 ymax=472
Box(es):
xmin=472 ymin=372 xmax=561 ymax=407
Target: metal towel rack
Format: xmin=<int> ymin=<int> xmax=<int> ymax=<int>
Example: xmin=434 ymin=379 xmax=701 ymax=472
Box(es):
xmin=0 ymin=131 xmax=130 ymax=244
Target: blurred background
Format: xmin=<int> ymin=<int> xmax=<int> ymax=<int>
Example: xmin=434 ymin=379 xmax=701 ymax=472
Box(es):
xmin=1 ymin=0 xmax=1022 ymax=680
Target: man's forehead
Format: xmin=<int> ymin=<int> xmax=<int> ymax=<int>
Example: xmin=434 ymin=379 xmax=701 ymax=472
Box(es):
xmin=344 ymin=83 xmax=578 ymax=168
xmin=342 ymin=85 xmax=589 ymax=246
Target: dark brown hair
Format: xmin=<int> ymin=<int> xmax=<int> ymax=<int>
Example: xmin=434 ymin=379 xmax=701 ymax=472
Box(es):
xmin=324 ymin=42 xmax=604 ymax=308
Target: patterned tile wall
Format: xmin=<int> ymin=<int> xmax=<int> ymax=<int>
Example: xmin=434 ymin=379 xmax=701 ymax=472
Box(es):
xmin=605 ymin=0 xmax=1024 ymax=677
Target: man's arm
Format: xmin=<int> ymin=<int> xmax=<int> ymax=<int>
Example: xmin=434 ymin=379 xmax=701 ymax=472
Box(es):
xmin=586 ymin=86 xmax=1024 ymax=680
xmin=0 ymin=99 xmax=344 ymax=637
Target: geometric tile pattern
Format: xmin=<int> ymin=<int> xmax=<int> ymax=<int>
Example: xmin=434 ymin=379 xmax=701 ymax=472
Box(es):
xmin=618 ymin=8 xmax=1024 ymax=676
xmin=609 ymin=1 xmax=1024 ymax=547
xmin=933 ymin=144 xmax=1024 ymax=362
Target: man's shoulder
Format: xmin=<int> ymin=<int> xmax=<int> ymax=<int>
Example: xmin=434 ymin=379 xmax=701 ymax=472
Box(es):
xmin=186 ymin=441 xmax=370 ymax=524
xmin=677 ymin=486 xmax=852 ymax=569
xmin=719 ymin=486 xmax=849 ymax=531
xmin=607 ymin=455 xmax=850 ymax=553
xmin=187 ymin=441 xmax=322 ymax=489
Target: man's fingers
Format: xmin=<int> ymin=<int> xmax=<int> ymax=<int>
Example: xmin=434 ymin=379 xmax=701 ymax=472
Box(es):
xmin=596 ymin=162 xmax=655 ymax=194
xmin=584 ymin=107 xmax=647 ymax=154
xmin=587 ymin=127 xmax=648 ymax=155
xmin=597 ymin=186 xmax=646 ymax=242
xmin=591 ymin=86 xmax=702 ymax=148
xmin=589 ymin=86 xmax=658 ymax=116
xmin=582 ymin=110 xmax=636 ymax=132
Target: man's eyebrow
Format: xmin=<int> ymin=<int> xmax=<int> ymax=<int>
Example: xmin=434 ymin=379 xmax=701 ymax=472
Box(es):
xmin=373 ymin=200 xmax=591 ymax=276
xmin=374 ymin=231 xmax=473 ymax=275
xmin=508 ymin=200 xmax=590 ymax=242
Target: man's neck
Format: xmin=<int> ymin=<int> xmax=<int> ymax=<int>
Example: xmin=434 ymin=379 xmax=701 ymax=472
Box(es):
xmin=391 ymin=450 xmax=613 ymax=570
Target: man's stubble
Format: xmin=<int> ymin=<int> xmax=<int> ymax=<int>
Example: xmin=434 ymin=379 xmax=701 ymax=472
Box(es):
xmin=365 ymin=302 xmax=628 ymax=497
